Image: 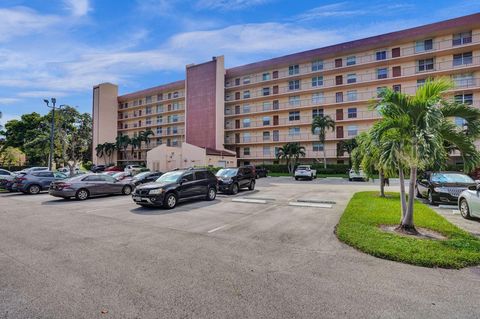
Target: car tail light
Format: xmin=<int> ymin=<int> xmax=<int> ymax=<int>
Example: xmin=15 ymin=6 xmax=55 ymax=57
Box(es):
xmin=56 ymin=183 xmax=72 ymax=189
xmin=16 ymin=177 xmax=27 ymax=182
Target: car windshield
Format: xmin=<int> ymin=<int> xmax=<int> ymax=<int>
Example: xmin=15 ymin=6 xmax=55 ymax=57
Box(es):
xmin=297 ymin=166 xmax=309 ymax=170
xmin=156 ymin=171 xmax=183 ymax=183
xmin=216 ymin=169 xmax=238 ymax=177
xmin=431 ymin=173 xmax=474 ymax=183
xmin=113 ymin=172 xmax=124 ymax=178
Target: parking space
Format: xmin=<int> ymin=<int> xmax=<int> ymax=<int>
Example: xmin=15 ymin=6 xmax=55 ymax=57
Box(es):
xmin=1 ymin=178 xmax=480 ymax=318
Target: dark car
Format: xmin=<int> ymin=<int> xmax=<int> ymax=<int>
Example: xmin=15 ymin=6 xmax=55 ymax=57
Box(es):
xmin=216 ymin=167 xmax=255 ymax=194
xmin=13 ymin=171 xmax=67 ymax=194
xmin=91 ymin=165 xmax=106 ymax=173
xmin=255 ymin=167 xmax=268 ymax=178
xmin=416 ymin=171 xmax=476 ymax=205
xmin=131 ymin=171 xmax=163 ymax=186
xmin=132 ymin=168 xmax=217 ymax=208
xmin=49 ymin=173 xmax=134 ymax=200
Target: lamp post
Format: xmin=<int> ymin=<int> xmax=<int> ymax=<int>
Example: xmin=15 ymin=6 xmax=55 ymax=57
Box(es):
xmin=43 ymin=98 xmax=59 ymax=171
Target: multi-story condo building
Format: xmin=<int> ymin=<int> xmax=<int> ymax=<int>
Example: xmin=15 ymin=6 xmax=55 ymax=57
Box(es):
xmin=93 ymin=13 xmax=480 ymax=169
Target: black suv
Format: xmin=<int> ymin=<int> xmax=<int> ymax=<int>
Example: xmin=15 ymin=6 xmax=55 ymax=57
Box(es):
xmin=216 ymin=167 xmax=255 ymax=194
xmin=132 ymin=168 xmax=218 ymax=208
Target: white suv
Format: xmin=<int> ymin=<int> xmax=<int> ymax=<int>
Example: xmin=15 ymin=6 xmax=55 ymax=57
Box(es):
xmin=349 ymin=169 xmax=367 ymax=181
xmin=125 ymin=165 xmax=142 ymax=175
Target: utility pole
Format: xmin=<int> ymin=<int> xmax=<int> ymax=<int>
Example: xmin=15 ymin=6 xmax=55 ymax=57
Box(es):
xmin=44 ymin=98 xmax=59 ymax=171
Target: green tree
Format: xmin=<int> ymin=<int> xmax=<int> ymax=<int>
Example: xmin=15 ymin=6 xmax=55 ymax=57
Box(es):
xmin=276 ymin=142 xmax=306 ymax=174
xmin=95 ymin=144 xmax=106 ymax=165
xmin=116 ymin=134 xmax=131 ymax=163
xmin=311 ymin=115 xmax=335 ymax=169
xmin=0 ymin=147 xmax=25 ymax=169
xmin=103 ymin=142 xmax=117 ymax=165
xmin=337 ymin=138 xmax=357 ymax=167
xmin=372 ymin=78 xmax=480 ymax=233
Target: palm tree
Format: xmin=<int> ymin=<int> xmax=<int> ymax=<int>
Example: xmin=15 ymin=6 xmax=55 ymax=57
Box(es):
xmin=276 ymin=142 xmax=306 ymax=174
xmin=103 ymin=142 xmax=117 ymax=165
xmin=130 ymin=136 xmax=141 ymax=162
xmin=337 ymin=138 xmax=357 ymax=166
xmin=372 ymin=77 xmax=480 ymax=234
xmin=116 ymin=135 xmax=131 ymax=162
xmin=95 ymin=143 xmax=106 ymax=165
xmin=311 ymin=115 xmax=335 ymax=169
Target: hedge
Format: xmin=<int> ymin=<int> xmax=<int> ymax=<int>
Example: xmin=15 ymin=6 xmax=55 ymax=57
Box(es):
xmin=257 ymin=163 xmax=350 ymax=174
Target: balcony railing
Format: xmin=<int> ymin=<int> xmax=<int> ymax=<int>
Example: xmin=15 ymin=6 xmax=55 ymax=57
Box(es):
xmin=224 ymin=78 xmax=480 ymax=116
xmin=225 ymin=56 xmax=480 ymax=102
xmin=225 ymin=32 xmax=480 ymax=89
xmin=238 ymin=149 xmax=341 ymax=159
xmin=224 ymin=111 xmax=380 ymax=130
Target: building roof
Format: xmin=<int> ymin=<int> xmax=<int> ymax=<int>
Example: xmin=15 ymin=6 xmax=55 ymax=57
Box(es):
xmin=118 ymin=80 xmax=185 ymax=101
xmin=225 ymin=12 xmax=480 ymax=78
xmin=205 ymin=148 xmax=236 ymax=157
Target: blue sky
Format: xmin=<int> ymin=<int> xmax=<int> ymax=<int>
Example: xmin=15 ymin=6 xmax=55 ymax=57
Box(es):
xmin=1 ymin=0 xmax=479 ymax=123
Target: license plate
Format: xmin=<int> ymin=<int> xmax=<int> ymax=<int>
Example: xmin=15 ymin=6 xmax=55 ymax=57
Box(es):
xmin=133 ymin=196 xmax=146 ymax=202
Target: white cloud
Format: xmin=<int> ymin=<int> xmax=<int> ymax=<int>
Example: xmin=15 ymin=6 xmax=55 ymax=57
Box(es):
xmin=63 ymin=0 xmax=90 ymax=16
xmin=196 ymin=0 xmax=271 ymax=10
xmin=17 ymin=91 xmax=68 ymax=98
xmin=0 ymin=98 xmax=21 ymax=105
xmin=0 ymin=7 xmax=60 ymax=42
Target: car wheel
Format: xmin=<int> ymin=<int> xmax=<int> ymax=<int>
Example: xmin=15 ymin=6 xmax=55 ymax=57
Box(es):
xmin=348 ymin=178 xmax=352 ymax=182
xmin=75 ymin=189 xmax=90 ymax=200
xmin=206 ymin=187 xmax=217 ymax=201
xmin=459 ymin=198 xmax=472 ymax=219
xmin=248 ymin=180 xmax=255 ymax=190
xmin=163 ymin=193 xmax=177 ymax=209
xmin=295 ymin=177 xmax=299 ymax=181
xmin=428 ymin=191 xmax=437 ymax=206
xmin=231 ymin=183 xmax=239 ymax=195
xmin=122 ymin=185 xmax=132 ymax=195
xmin=28 ymin=184 xmax=41 ymax=195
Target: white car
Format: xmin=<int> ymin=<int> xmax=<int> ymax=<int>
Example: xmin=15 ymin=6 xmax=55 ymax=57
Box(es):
xmin=349 ymin=169 xmax=368 ymax=181
xmin=294 ymin=165 xmax=317 ymax=181
xmin=124 ymin=165 xmax=142 ymax=175
xmin=458 ymin=186 xmax=480 ymax=219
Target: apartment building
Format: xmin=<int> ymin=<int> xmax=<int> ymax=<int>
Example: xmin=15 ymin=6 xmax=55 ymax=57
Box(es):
xmin=92 ymin=13 xmax=480 ymax=167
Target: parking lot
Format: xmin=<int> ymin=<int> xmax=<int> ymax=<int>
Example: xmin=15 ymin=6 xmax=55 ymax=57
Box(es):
xmin=1 ymin=177 xmax=480 ymax=318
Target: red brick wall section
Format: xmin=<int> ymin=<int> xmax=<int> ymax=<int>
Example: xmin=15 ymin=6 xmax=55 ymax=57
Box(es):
xmin=186 ymin=60 xmax=217 ymax=149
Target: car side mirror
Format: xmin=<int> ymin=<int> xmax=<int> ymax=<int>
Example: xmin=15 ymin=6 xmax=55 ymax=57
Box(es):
xmin=421 ymin=179 xmax=428 ymax=184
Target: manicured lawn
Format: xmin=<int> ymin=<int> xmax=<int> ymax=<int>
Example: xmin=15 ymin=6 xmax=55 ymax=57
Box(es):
xmin=268 ymin=172 xmax=348 ymax=178
xmin=336 ymin=191 xmax=480 ymax=269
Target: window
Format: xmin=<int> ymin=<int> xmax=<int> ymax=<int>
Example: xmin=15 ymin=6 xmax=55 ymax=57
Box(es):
xmin=146 ymin=117 xmax=152 ymax=125
xmin=392 ymin=66 xmax=401 ymax=77
xmin=313 ymin=142 xmax=324 ymax=151
xmin=157 ymin=93 xmax=163 ymax=101
xmin=289 ymin=64 xmax=299 ymax=75
xmin=452 ymin=73 xmax=474 ymax=87
xmin=312 ymin=92 xmax=324 ymax=104
xmin=243 ymin=90 xmax=250 ymax=99
xmin=377 ymin=68 xmax=388 ymax=79
xmin=156 ymin=115 xmax=163 ymax=124
xmin=347 ymin=90 xmax=357 ymax=101
xmin=182 ymin=173 xmax=194 ymax=182
xmin=455 ymin=93 xmax=473 ymax=105
xmin=243 ymin=104 xmax=250 ymax=113
xmin=133 ymin=100 xmax=138 ymax=106
xmin=263 ymin=116 xmax=271 ymax=126
xmin=453 ymin=31 xmax=472 ymax=46
xmin=138 ymin=99 xmax=143 ymax=105
xmin=391 ymin=47 xmax=401 ymax=58
xmin=417 ymin=79 xmax=426 ymax=87
xmin=288 ymin=80 xmax=300 ymax=91
xmin=417 ymin=58 xmax=434 ymax=72
xmin=453 ymin=52 xmax=473 ymax=66
xmin=261 ymin=146 xmax=271 ymax=156
xmin=347 ymin=125 xmax=358 ymax=136
xmin=347 ymin=73 xmax=356 ymax=84
xmin=376 ymin=50 xmax=387 ymax=61
xmin=336 ymin=92 xmax=343 ymax=103
xmin=312 ymin=76 xmax=323 ymax=87
xmin=312 ymin=108 xmax=324 ymax=118
xmin=146 ymin=96 xmax=152 ymax=103
xmin=243 ymin=118 xmax=251 ymax=128
xmin=336 ymin=75 xmax=343 ymax=85
xmin=243 ymin=76 xmax=251 ymax=84
xmin=262 ymin=73 xmax=271 ymax=81
xmin=172 ymin=126 xmax=178 ymax=134
xmin=393 ymin=84 xmax=402 ymax=92
xmin=311 ymin=60 xmax=323 ymax=71
xmin=262 ymin=102 xmax=271 ymax=111
xmin=415 ymin=39 xmax=433 ymax=52
xmin=156 ymin=138 xmax=162 ymax=145
xmin=243 ymin=133 xmax=251 ymax=142
xmin=243 ymin=147 xmax=250 ymax=155
xmin=289 ymin=95 xmax=301 ymax=106
xmin=146 ymin=106 xmax=152 ymax=114
xmin=194 ymin=171 xmax=207 ymax=180
xmin=172 ymin=114 xmax=179 ymax=122
xmin=172 ymin=102 xmax=180 ymax=110
xmin=156 ymin=104 xmax=163 ymax=113
xmin=262 ymin=87 xmax=270 ymax=96
xmin=167 ymin=93 xmax=172 ymax=99
xmin=335 ymin=58 xmax=342 ymax=68
xmin=173 ymin=92 xmax=179 ymax=98
xmin=289 ymin=127 xmax=300 ymax=136
xmin=156 ymin=127 xmax=162 ymax=135
xmin=346 ymin=56 xmax=356 ymax=66
xmin=289 ymin=111 xmax=300 ymax=121
xmin=347 ymin=108 xmax=357 ymax=118
xmin=263 ymin=131 xmax=270 ymax=141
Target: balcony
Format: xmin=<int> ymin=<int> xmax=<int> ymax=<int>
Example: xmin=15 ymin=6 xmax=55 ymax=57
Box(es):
xmin=225 ymin=55 xmax=480 ymax=103
xmin=238 ymin=149 xmax=342 ymax=160
xmin=224 ymin=111 xmax=380 ymax=130
xmin=225 ymin=32 xmax=480 ymax=89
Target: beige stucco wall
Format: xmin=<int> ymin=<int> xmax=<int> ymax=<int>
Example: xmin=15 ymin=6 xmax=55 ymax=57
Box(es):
xmin=92 ymin=83 xmax=119 ymax=165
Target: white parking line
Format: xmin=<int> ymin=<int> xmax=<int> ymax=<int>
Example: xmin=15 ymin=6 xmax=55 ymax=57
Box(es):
xmin=232 ymin=198 xmax=267 ymax=204
xmin=207 ymin=225 xmax=228 ymax=233
xmin=288 ymin=202 xmax=332 ymax=208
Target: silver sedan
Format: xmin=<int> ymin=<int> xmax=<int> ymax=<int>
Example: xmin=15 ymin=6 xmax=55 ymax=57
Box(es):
xmin=458 ymin=185 xmax=480 ymax=219
xmin=49 ymin=173 xmax=134 ymax=200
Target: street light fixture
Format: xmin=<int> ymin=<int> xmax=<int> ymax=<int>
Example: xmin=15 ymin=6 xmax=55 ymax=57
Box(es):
xmin=44 ymin=98 xmax=62 ymax=171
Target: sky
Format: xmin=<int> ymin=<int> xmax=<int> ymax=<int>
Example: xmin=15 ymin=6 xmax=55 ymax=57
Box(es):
xmin=0 ymin=0 xmax=479 ymax=124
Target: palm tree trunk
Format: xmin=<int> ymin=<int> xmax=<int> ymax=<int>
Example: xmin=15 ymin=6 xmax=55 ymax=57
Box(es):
xmin=398 ymin=164 xmax=407 ymax=220
xmin=379 ymin=170 xmax=385 ymax=197
xmin=323 ymin=149 xmax=327 ymax=169
xmin=399 ymin=166 xmax=418 ymax=234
